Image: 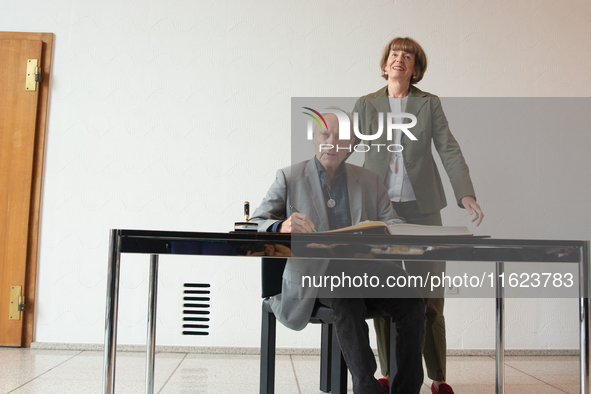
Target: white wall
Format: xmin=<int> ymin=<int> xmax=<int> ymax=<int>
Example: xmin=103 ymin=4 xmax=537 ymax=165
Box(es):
xmin=2 ymin=0 xmax=590 ymax=349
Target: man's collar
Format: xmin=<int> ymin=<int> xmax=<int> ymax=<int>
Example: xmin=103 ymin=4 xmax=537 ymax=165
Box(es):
xmin=314 ymin=156 xmax=347 ymax=184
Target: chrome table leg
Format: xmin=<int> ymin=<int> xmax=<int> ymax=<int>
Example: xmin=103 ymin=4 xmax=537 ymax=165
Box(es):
xmin=103 ymin=230 xmax=122 ymax=394
xmin=146 ymin=255 xmax=159 ymax=394
xmin=496 ymin=261 xmax=505 ymax=394
xmin=581 ymin=242 xmax=590 ymax=394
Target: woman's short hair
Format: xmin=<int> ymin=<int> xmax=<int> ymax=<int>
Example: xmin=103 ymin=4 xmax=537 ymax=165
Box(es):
xmin=379 ymin=37 xmax=428 ymax=83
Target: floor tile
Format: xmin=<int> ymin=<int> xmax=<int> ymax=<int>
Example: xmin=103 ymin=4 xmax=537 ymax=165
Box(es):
xmin=0 ymin=349 xmax=584 ymax=394
xmin=420 ymin=383 xmax=431 ymax=394
xmin=291 ymin=354 xmax=356 ymax=393
xmin=0 ymin=348 xmax=81 ymax=393
xmin=39 ymin=351 xmax=182 ymax=380
xmin=32 ymin=351 xmax=184 ymax=393
xmin=504 ymin=356 xmax=579 ymax=385
xmin=9 ymin=379 xmax=142 ymax=394
xmin=440 ymin=384 xmax=566 ymax=394
xmin=160 ymin=354 xmax=297 ymax=393
xmin=443 ymin=356 xmax=542 ymax=385
xmin=160 ymin=381 xmax=301 ymax=394
xmin=554 ymin=383 xmax=581 ymax=394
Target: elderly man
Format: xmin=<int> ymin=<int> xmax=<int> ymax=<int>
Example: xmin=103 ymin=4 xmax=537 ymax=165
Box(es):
xmin=250 ymin=113 xmax=426 ymax=394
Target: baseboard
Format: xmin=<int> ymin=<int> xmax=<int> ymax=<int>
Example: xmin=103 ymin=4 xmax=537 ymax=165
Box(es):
xmin=30 ymin=342 xmax=579 ymax=356
xmin=446 ymin=348 xmax=578 ymax=356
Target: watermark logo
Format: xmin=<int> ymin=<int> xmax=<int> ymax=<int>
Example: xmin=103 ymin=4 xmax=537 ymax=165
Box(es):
xmin=302 ymin=107 xmax=328 ymax=133
xmin=303 ymin=107 xmax=418 ymax=142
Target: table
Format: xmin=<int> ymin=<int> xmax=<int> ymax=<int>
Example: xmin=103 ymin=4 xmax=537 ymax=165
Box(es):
xmin=102 ymin=229 xmax=590 ymax=394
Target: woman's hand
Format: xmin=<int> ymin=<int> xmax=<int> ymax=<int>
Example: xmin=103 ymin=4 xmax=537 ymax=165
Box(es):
xmin=279 ymin=213 xmax=316 ymax=233
xmin=461 ymin=196 xmax=484 ymax=226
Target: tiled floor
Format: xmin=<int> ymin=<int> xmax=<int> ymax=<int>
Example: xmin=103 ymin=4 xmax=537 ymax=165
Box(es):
xmin=0 ymin=348 xmax=581 ymax=393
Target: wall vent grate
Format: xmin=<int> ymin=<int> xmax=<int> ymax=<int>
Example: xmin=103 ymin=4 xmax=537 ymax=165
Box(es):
xmin=182 ymin=283 xmax=210 ymax=336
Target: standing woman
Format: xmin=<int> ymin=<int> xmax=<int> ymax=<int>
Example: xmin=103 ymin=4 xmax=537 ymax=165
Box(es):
xmin=353 ymin=37 xmax=484 ymax=394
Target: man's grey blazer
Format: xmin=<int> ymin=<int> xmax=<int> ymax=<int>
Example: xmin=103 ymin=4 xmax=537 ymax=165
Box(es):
xmin=250 ymin=158 xmax=403 ymax=331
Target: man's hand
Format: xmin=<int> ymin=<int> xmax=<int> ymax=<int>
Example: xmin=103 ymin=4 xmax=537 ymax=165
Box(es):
xmin=279 ymin=213 xmax=316 ymax=233
xmin=461 ymin=196 xmax=484 ymax=226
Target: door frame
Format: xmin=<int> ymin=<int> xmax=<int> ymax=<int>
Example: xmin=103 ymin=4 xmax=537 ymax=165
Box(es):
xmin=0 ymin=31 xmax=53 ymax=347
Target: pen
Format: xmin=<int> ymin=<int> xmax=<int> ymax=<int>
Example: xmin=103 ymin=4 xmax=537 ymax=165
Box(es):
xmin=289 ymin=205 xmax=317 ymax=232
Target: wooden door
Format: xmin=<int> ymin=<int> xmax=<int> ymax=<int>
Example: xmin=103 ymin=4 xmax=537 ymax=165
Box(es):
xmin=0 ymin=32 xmax=52 ymax=347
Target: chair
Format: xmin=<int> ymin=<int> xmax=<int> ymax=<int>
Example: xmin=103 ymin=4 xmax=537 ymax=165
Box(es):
xmin=259 ymin=257 xmax=398 ymax=394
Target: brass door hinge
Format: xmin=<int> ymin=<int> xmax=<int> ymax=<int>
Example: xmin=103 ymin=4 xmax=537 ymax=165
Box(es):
xmin=9 ymin=286 xmax=24 ymax=320
xmin=25 ymin=59 xmax=41 ymax=91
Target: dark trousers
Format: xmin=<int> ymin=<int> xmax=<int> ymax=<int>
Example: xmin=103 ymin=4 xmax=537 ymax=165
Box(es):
xmin=375 ymin=200 xmax=447 ymax=381
xmin=319 ymin=297 xmax=425 ymax=394
xmin=319 ymin=262 xmax=426 ymax=394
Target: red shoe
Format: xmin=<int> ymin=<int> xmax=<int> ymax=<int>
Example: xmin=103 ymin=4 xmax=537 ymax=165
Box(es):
xmin=431 ymin=382 xmax=455 ymax=394
xmin=378 ymin=378 xmax=389 ymax=390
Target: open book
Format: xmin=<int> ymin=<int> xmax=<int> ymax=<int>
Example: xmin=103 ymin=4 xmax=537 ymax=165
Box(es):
xmin=324 ymin=221 xmax=473 ymax=236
